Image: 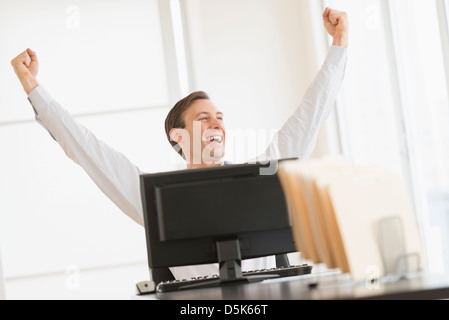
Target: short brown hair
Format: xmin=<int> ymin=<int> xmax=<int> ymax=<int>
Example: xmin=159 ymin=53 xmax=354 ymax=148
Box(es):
xmin=164 ymin=91 xmax=210 ymax=159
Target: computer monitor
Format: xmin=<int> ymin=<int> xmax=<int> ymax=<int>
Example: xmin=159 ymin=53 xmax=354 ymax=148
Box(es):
xmin=139 ymin=160 xmax=309 ymax=291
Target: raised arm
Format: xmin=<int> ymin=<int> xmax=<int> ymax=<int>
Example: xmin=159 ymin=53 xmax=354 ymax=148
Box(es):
xmin=253 ymin=8 xmax=348 ymax=163
xmin=11 ymin=50 xmax=145 ymax=226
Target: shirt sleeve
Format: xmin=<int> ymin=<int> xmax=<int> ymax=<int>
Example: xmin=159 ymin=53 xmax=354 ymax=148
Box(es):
xmin=252 ymin=45 xmax=347 ymax=163
xmin=27 ymin=86 xmax=145 ymax=227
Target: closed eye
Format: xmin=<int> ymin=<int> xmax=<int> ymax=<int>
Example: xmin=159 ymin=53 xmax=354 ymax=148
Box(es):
xmin=197 ymin=114 xmax=224 ymax=121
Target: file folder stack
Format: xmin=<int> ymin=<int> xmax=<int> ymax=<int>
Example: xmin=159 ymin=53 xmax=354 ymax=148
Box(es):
xmin=277 ymin=156 xmax=425 ymax=282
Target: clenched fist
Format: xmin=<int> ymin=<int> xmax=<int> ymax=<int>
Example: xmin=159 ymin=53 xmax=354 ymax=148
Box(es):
xmin=323 ymin=8 xmax=349 ymax=48
xmin=11 ymin=48 xmax=40 ymax=95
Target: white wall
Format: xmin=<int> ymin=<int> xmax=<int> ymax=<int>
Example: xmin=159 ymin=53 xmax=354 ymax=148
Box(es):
xmin=182 ymin=0 xmax=338 ymax=163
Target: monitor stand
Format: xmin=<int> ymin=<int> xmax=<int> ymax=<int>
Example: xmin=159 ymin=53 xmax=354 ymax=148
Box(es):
xmin=216 ymin=238 xmax=279 ymax=284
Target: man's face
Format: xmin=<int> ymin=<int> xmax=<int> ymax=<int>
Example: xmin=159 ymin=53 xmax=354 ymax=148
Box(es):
xmin=173 ymin=99 xmax=226 ymax=166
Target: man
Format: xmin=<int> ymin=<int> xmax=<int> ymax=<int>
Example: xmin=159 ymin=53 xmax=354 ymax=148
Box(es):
xmin=11 ymin=8 xmax=348 ymax=280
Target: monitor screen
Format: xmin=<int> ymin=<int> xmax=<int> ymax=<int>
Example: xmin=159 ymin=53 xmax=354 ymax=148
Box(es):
xmin=140 ymin=161 xmax=297 ymax=277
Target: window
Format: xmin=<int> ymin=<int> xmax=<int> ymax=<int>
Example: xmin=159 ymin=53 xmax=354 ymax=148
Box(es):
xmin=328 ymin=0 xmax=449 ymax=273
xmin=0 ymin=0 xmax=181 ymax=280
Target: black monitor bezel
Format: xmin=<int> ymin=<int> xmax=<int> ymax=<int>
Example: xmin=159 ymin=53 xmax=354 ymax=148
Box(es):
xmin=140 ymin=162 xmax=296 ymax=269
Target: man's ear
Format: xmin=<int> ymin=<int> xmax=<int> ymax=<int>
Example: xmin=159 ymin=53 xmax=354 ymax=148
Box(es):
xmin=169 ymin=128 xmax=182 ymax=143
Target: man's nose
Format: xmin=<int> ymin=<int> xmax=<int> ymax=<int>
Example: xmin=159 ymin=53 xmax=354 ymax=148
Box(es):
xmin=209 ymin=118 xmax=223 ymax=129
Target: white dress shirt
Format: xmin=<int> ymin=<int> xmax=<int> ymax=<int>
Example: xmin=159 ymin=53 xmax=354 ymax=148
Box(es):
xmin=27 ymin=45 xmax=347 ymax=280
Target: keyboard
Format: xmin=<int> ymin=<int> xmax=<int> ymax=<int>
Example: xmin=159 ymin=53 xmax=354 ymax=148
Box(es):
xmin=155 ymin=264 xmax=312 ymax=293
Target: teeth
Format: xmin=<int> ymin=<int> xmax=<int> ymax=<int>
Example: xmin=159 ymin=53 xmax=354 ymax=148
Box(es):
xmin=208 ymin=136 xmax=223 ymax=142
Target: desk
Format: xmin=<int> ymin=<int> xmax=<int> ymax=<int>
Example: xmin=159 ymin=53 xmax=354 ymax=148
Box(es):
xmin=135 ymin=271 xmax=449 ymax=300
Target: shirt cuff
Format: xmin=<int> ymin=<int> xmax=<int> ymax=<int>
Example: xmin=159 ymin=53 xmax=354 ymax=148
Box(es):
xmin=27 ymin=85 xmax=57 ymax=141
xmin=325 ymin=45 xmax=348 ymax=67
xmin=27 ymin=85 xmax=53 ymax=112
